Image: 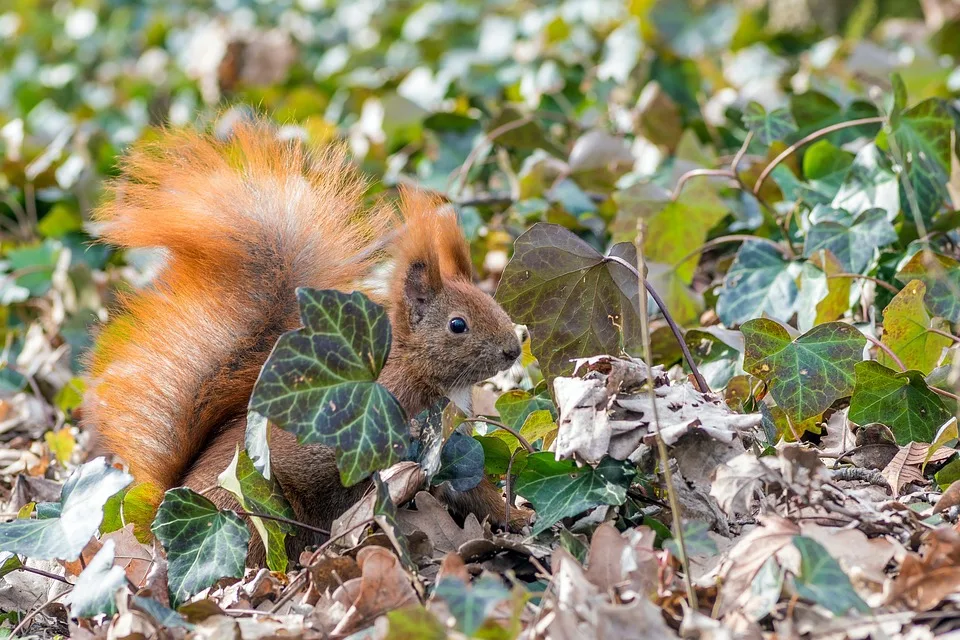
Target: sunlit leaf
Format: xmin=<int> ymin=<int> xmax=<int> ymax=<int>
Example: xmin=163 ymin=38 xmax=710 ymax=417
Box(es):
xmin=880 ymin=280 xmax=951 ymax=374
xmin=716 ymin=242 xmax=801 ymax=327
xmin=896 ymin=251 xmax=960 ymax=323
xmin=66 ymin=540 xmax=128 ymax=618
xmin=803 ymin=208 xmax=896 ymax=274
xmin=743 ymin=102 xmax=797 ymax=146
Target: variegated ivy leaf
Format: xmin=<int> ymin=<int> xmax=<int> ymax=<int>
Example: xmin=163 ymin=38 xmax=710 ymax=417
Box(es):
xmin=803 ymin=208 xmax=896 ymax=274
xmin=742 ymin=319 xmax=865 ymax=424
xmin=849 ymin=361 xmax=950 ymax=445
xmin=716 ymin=242 xmax=801 ymax=327
xmin=896 ymin=251 xmax=960 ymax=324
xmin=880 ymin=280 xmax=951 ymax=374
xmin=743 ymin=101 xmax=797 ymax=145
xmin=250 ymin=288 xmax=408 ymax=486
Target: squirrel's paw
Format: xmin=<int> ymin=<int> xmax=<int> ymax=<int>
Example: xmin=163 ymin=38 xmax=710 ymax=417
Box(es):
xmin=507 ymin=506 xmax=534 ymax=532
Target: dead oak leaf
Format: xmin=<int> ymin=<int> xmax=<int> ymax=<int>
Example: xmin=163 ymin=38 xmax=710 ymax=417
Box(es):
xmin=396 ymin=492 xmax=485 ymax=555
xmin=584 ymin=523 xmax=658 ymax=599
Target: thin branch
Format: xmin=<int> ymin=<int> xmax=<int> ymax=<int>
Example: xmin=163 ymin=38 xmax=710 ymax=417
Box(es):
xmin=752 ymin=116 xmax=885 ymax=196
xmin=306 ymin=518 xmax=374 ymax=567
xmin=459 ymin=418 xmax=535 ymax=453
xmin=827 ymin=273 xmax=901 ymax=294
xmin=15 ymin=565 xmax=72 ymax=585
xmin=455 ymin=191 xmax=606 ymax=208
xmin=933 ymin=386 xmax=960 ymax=402
xmin=10 ymin=588 xmax=72 ymax=637
xmin=671 ymin=169 xmax=737 ymax=202
xmin=669 ymin=235 xmax=792 ymax=270
xmin=234 ymin=510 xmax=330 ymax=536
xmin=633 ymin=218 xmax=698 ymax=611
xmin=270 ymin=571 xmax=308 ymax=613
xmin=730 ymin=130 xmax=754 ymax=173
xmin=864 ymin=334 xmax=906 ymax=371
xmin=450 ymin=115 xmax=534 ymax=196
xmin=603 ymin=255 xmax=710 ymax=394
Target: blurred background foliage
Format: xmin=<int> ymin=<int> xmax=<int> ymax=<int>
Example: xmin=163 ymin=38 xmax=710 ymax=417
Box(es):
xmin=0 ymin=0 xmax=958 ymax=457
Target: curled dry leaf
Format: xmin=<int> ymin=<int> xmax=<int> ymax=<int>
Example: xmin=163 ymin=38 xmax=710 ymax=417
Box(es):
xmin=553 ymin=355 xmax=760 ymax=463
xmin=330 ymin=461 xmax=425 ymax=547
xmin=330 ymin=545 xmax=420 ymax=636
xmin=889 ymin=527 xmax=960 ymax=611
xmin=881 ymin=442 xmax=955 ymax=495
xmin=933 ymin=479 xmax=960 ymax=514
xmin=584 ymin=523 xmax=659 ymax=599
xmin=710 ymin=453 xmax=781 ymax=517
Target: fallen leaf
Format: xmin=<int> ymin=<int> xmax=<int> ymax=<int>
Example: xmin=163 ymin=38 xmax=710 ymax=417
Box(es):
xmin=396 ymin=491 xmax=485 ymax=555
xmin=717 ymin=515 xmax=800 ymax=617
xmin=881 ymin=442 xmax=955 ymax=494
xmin=331 ymin=546 xmax=420 ymax=635
xmin=889 ymin=527 xmax=960 ymax=610
xmin=330 ymin=461 xmax=425 ymax=547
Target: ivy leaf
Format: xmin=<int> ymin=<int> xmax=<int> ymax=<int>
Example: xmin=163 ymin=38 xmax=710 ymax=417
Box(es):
xmin=496 ymin=224 xmax=642 ymax=384
xmin=0 ymin=457 xmax=132 ymax=561
xmin=433 ymin=576 xmax=511 ymax=636
xmin=514 ymin=453 xmax=634 ymax=534
xmin=132 ymin=596 xmax=195 ymax=630
xmin=716 ymin=242 xmax=801 ymax=327
xmin=0 ymin=552 xmax=21 ymax=579
xmin=372 ymin=474 xmax=414 ymax=570
xmin=218 ymin=448 xmax=296 ymax=573
xmin=250 ymin=288 xmax=408 ymax=486
xmin=744 ymin=102 xmax=798 ymax=145
xmin=791 ymin=536 xmax=870 ymax=615
xmin=244 ymin=409 xmax=272 ymax=480
xmin=880 ymin=280 xmax=952 ymax=374
xmin=476 ymin=435 xmax=512 ymax=475
xmin=831 ymin=143 xmax=900 ymax=218
xmin=879 ymin=98 xmax=953 ymax=224
xmin=796 ymin=250 xmax=851 ymax=333
xmin=896 ymin=251 xmax=960 ymax=323
xmin=151 ymin=488 xmax=250 ymax=607
xmin=495 ymin=389 xmax=556 ymax=432
xmin=803 ymin=208 xmax=897 ymax=274
xmin=848 ymin=361 xmax=950 ymax=445
xmin=742 ymin=320 xmax=864 ymax=424
xmin=796 ymin=140 xmax=855 ymax=205
xmin=66 ymin=540 xmax=128 ymax=618
xmin=431 ymin=432 xmax=484 ymax=492
xmin=685 ymin=326 xmax=744 ymax=390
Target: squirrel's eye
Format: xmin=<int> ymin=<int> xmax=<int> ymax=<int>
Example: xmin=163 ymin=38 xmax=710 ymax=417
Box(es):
xmin=449 ymin=317 xmax=468 ymax=334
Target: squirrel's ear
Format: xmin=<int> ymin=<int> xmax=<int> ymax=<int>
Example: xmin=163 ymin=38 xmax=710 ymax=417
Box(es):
xmin=403 ymin=260 xmax=441 ymax=324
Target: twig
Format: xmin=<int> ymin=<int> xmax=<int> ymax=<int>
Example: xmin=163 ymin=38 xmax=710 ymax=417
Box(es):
xmin=305 ymin=518 xmax=374 ymax=566
xmin=234 ymin=510 xmax=330 ymax=536
xmin=827 ymin=273 xmax=901 ymax=294
xmin=730 ymin=130 xmax=754 ymax=173
xmin=669 ymin=235 xmax=791 ymax=270
xmin=459 ymin=418 xmax=535 ymax=453
xmin=450 ymin=115 xmax=534 ymax=196
xmin=14 ymin=565 xmax=72 ymax=585
xmin=752 ymin=116 xmax=885 ymax=195
xmin=864 ymin=334 xmax=906 ymax=371
xmin=270 ymin=571 xmax=309 ymax=614
xmin=633 ymin=219 xmax=698 ymax=611
xmin=10 ymin=587 xmax=71 ymax=637
xmin=504 ymin=450 xmax=519 ymax=526
xmin=603 ymin=255 xmax=710 ymax=394
xmin=932 ymin=386 xmax=960 ymax=402
xmin=671 ymin=169 xmax=737 ymax=202
xmin=455 ymin=192 xmax=606 ymax=208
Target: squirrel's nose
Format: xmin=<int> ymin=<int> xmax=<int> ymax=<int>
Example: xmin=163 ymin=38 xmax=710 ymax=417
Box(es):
xmin=502 ymin=343 xmax=521 ymax=362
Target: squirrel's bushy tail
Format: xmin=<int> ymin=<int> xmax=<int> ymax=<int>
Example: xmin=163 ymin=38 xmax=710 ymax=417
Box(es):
xmin=86 ymin=122 xmax=394 ymax=490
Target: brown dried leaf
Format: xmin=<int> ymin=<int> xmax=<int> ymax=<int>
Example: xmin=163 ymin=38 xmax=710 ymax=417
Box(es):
xmin=584 ymin=523 xmax=658 ymax=599
xmin=331 ymin=546 xmax=419 ymax=635
xmin=331 ymin=462 xmax=425 ymax=547
xmin=396 ymin=491 xmax=485 ymax=555
xmin=889 ymin=527 xmax=960 ymax=610
xmin=717 ymin=515 xmax=800 ymax=617
xmin=882 ymin=442 xmax=954 ymax=494
xmin=310 ymin=555 xmax=360 ymax=596
xmin=934 ymin=480 xmax=960 ymax=514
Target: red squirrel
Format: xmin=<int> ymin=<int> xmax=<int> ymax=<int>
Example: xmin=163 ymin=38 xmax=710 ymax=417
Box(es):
xmin=84 ymin=121 xmax=528 ymax=563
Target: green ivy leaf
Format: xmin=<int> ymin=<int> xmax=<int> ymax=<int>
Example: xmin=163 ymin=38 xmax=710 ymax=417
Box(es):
xmin=685 ymin=326 xmax=744 ymax=390
xmin=879 ymin=98 xmax=953 ymax=224
xmin=664 ymin=520 xmax=717 ymax=562
xmin=896 ymin=251 xmax=960 ymax=323
xmin=476 ymin=435 xmax=512 ymax=475
xmin=848 ymin=361 xmax=950 ymax=445
xmin=385 ymin=606 xmax=447 ymax=640
xmin=433 ymin=576 xmax=511 ymax=636
xmin=831 ymin=143 xmax=899 ymax=217
xmin=791 ymin=536 xmax=870 ymax=615
xmin=716 ymin=242 xmax=801 ymax=327
xmin=218 ymin=448 xmax=296 ymax=573
xmin=66 ymin=540 xmax=128 ymax=618
xmin=0 ymin=457 xmax=132 ymax=561
xmin=803 ymin=208 xmax=896 ymax=274
xmin=514 ymin=453 xmax=634 ymax=534
xmin=151 ymin=488 xmax=250 ymax=607
xmin=742 ymin=320 xmax=864 ymax=424
xmin=373 ymin=474 xmax=414 ymax=570
xmin=495 ymin=389 xmax=556 ymax=432
xmin=880 ymin=280 xmax=952 ymax=374
xmin=496 ymin=224 xmax=642 ymax=384
xmin=743 ymin=102 xmax=798 ymax=146
xmin=432 ymin=433 xmax=484 ymax=492
xmin=0 ymin=552 xmax=22 ymax=579
xmin=250 ymin=288 xmax=408 ymax=486
xmin=244 ymin=409 xmax=272 ymax=480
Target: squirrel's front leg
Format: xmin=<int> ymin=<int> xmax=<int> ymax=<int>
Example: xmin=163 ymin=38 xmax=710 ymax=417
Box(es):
xmin=433 ymin=476 xmax=533 ymax=532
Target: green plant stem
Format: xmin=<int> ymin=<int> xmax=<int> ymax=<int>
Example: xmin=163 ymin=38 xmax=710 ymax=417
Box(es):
xmin=234 ymin=510 xmax=330 ymax=536
xmin=752 ymin=116 xmax=885 ymax=195
xmin=633 ymin=219 xmax=698 ymax=612
xmin=459 ymin=417 xmax=535 ymax=453
xmin=603 ymin=255 xmax=710 ymax=394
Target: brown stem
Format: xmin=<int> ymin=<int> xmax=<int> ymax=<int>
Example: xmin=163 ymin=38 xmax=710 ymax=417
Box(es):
xmin=752 ymin=116 xmax=885 ymax=196
xmin=603 ymin=255 xmax=710 ymax=394
xmin=234 ymin=510 xmax=330 ymax=536
xmin=730 ymin=130 xmax=754 ymax=173
xmin=459 ymin=418 xmax=535 ymax=453
xmin=671 ymin=169 xmax=737 ymax=202
xmin=928 ymin=327 xmax=960 ymax=343
xmin=827 ymin=273 xmax=901 ymax=295
xmin=15 ymin=565 xmax=72 ymax=585
xmin=306 ymin=518 xmax=374 ymax=567
xmin=10 ymin=588 xmax=72 ymax=637
xmin=864 ymin=334 xmax=906 ymax=371
xmin=670 ymin=234 xmax=791 ymax=270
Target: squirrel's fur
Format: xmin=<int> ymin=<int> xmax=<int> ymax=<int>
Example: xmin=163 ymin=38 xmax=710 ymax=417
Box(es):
xmin=85 ymin=122 xmax=526 ymax=561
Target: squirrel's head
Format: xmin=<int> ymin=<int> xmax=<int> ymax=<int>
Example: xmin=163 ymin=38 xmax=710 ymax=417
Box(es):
xmin=387 ymin=190 xmax=521 ymax=411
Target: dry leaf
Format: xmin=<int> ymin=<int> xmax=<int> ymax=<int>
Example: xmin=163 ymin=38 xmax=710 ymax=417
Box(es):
xmin=889 ymin=527 xmax=960 ymax=610
xmin=710 ymin=452 xmax=780 ymax=517
xmin=584 ymin=523 xmax=658 ymax=599
xmin=396 ymin=491 xmax=485 ymax=555
xmin=882 ymin=442 xmax=954 ymax=494
xmin=331 ymin=546 xmax=419 ymax=635
xmin=330 ymin=462 xmax=425 ymax=547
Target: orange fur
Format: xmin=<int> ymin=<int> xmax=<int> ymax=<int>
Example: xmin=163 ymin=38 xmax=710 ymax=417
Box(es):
xmin=86 ymin=122 xmax=393 ymax=490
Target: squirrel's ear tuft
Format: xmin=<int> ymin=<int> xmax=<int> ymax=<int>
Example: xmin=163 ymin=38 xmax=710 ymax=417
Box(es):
xmin=397 ymin=187 xmax=472 ymax=281
xmin=403 ymin=260 xmax=440 ymax=323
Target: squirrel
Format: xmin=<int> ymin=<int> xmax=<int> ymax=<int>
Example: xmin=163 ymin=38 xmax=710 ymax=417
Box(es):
xmin=84 ymin=121 xmax=528 ymax=564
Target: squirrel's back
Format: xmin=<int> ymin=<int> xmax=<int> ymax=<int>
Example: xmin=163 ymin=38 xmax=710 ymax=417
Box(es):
xmin=85 ymin=122 xmax=393 ymax=490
